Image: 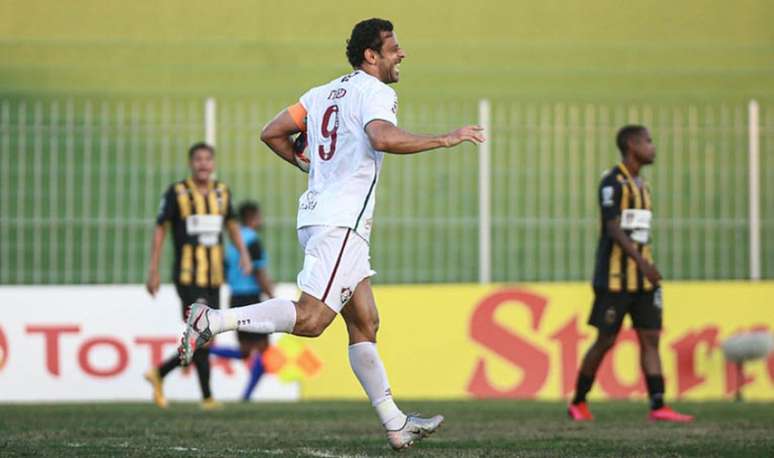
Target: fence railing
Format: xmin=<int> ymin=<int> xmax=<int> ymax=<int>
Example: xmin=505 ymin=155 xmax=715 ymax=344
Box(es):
xmin=0 ymin=96 xmax=771 ymax=284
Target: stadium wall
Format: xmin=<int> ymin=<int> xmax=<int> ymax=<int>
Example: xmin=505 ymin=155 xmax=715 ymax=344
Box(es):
xmin=1 ymin=282 xmax=772 ymax=402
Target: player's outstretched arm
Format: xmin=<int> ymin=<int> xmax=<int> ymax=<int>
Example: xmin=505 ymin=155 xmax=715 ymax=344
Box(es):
xmin=365 ymin=120 xmax=485 ymax=154
xmin=260 ymin=109 xmax=302 ymax=165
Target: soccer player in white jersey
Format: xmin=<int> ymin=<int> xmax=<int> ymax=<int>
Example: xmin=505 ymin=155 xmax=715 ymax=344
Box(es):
xmin=178 ymin=18 xmax=485 ymax=450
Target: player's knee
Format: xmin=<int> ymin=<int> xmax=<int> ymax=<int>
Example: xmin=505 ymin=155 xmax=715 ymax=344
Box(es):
xmin=304 ymin=318 xmax=328 ymax=338
xmin=293 ymin=300 xmax=334 ymax=337
xmin=596 ymin=333 xmax=617 ymax=351
xmin=639 ymin=330 xmax=660 ymax=350
xmin=360 ymin=318 xmax=379 ymax=341
xmin=365 ymin=314 xmax=379 ymax=336
xmin=343 ymin=309 xmax=379 ymax=342
xmin=294 ymin=313 xmax=327 ymax=337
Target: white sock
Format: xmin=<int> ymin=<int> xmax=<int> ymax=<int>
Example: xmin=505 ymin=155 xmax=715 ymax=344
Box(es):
xmin=209 ymin=298 xmax=297 ymax=334
xmin=348 ymin=342 xmax=407 ymax=430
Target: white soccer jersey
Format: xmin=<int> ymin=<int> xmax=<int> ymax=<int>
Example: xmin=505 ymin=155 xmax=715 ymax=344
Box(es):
xmin=296 ymin=70 xmax=398 ymax=242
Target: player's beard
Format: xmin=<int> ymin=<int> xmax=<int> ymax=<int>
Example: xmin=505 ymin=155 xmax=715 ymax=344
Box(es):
xmin=384 ymin=61 xmax=400 ymax=83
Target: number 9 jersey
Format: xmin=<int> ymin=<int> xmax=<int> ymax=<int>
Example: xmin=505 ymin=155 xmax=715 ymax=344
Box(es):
xmin=287 ymin=70 xmax=398 ymax=243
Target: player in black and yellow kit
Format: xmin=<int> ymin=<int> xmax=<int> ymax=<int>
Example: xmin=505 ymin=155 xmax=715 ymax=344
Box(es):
xmin=143 ymin=142 xmax=251 ymax=410
xmin=568 ymin=126 xmax=693 ymax=423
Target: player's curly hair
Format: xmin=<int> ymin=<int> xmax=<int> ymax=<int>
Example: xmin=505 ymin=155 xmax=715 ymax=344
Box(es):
xmin=616 ymin=125 xmax=647 ymax=156
xmin=346 ymin=18 xmax=394 ymax=68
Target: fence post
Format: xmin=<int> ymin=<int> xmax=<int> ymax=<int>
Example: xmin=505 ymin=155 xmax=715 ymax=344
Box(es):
xmin=748 ymin=100 xmax=761 ymax=280
xmin=205 ymin=97 xmax=217 ymax=146
xmin=478 ymin=99 xmax=492 ymax=284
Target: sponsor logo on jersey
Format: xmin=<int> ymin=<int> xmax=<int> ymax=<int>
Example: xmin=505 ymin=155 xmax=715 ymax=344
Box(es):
xmin=601 ymin=186 xmax=614 ymax=207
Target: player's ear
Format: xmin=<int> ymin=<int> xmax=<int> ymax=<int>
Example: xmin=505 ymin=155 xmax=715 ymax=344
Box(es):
xmin=364 ymin=48 xmax=377 ymax=65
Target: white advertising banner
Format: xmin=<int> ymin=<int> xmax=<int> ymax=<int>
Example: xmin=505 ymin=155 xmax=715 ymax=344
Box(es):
xmin=0 ymin=285 xmax=301 ymax=402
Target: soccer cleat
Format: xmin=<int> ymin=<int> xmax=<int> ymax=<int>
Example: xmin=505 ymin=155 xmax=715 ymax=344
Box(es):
xmin=568 ymin=402 xmax=594 ymax=421
xmin=648 ymin=406 xmax=694 ymax=423
xmin=143 ymin=368 xmax=168 ymax=409
xmin=386 ymin=414 xmax=444 ymax=450
xmin=178 ymin=302 xmax=215 ymax=366
xmin=201 ymin=397 xmax=224 ymax=411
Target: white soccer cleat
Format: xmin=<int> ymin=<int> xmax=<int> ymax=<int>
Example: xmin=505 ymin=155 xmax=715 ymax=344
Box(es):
xmin=386 ymin=414 xmax=444 ymax=451
xmin=178 ymin=302 xmax=214 ymax=366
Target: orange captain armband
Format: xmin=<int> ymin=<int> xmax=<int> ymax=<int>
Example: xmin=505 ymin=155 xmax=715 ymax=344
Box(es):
xmin=287 ymin=102 xmax=308 ymax=132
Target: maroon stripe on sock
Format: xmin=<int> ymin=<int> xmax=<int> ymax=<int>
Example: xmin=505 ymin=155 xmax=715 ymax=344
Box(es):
xmin=321 ymin=229 xmax=351 ymax=302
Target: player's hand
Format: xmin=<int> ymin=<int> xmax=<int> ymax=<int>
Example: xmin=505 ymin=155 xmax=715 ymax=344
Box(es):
xmin=640 ymin=262 xmax=662 ymax=286
xmin=443 ymin=125 xmax=486 ymax=148
xmin=239 ymin=253 xmax=253 ymax=275
xmin=146 ymin=269 xmax=160 ymax=297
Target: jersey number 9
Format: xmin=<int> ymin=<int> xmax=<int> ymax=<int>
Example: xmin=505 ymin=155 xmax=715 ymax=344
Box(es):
xmin=318 ymin=105 xmax=339 ymax=161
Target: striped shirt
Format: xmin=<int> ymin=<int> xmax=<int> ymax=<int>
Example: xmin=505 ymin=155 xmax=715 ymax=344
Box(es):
xmin=156 ymin=178 xmax=235 ymax=287
xmin=592 ymin=164 xmax=655 ymax=293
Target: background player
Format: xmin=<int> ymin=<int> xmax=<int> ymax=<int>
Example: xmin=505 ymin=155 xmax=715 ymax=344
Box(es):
xmin=178 ymin=18 xmax=485 ymax=450
xmin=209 ymin=201 xmax=275 ymax=401
xmin=567 ymin=126 xmax=693 ymax=423
xmin=144 ymin=142 xmax=251 ymax=410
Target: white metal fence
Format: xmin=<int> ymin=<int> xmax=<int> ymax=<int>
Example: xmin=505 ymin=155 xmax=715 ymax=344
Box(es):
xmin=0 ymin=96 xmax=771 ymax=284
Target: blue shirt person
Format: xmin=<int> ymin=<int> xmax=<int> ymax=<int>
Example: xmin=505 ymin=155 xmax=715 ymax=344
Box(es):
xmin=209 ymin=201 xmax=276 ymax=401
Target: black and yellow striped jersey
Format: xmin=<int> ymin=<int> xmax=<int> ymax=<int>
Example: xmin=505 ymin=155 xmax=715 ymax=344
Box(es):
xmin=156 ymin=178 xmax=236 ymax=288
xmin=592 ymin=164 xmax=655 ymax=293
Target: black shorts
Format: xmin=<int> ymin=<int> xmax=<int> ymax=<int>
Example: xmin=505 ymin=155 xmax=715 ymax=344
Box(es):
xmin=175 ymin=284 xmax=220 ymax=321
xmin=231 ymin=293 xmax=270 ymax=343
xmin=588 ymin=288 xmax=663 ymax=334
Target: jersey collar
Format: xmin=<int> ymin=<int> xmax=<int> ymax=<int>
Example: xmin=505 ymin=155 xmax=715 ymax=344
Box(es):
xmin=186 ymin=177 xmax=214 ymax=195
xmin=617 ymin=163 xmax=635 ymax=182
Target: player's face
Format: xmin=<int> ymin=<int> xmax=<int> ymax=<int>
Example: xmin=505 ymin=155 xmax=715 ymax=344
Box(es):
xmin=376 ymin=31 xmax=405 ymax=84
xmin=189 ymin=148 xmax=215 ymax=182
xmin=248 ymin=213 xmax=262 ymax=230
xmin=632 ymin=130 xmax=656 ymax=165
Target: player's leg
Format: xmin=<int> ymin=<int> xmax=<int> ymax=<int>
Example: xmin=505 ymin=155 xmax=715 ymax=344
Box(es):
xmin=209 ymin=296 xmax=266 ymax=360
xmin=180 ymin=226 xmax=347 ymax=359
xmin=569 ymin=290 xmax=627 ymax=420
xmin=342 ymin=279 xmax=443 ymax=450
xmin=571 ymin=329 xmax=618 ymax=404
xmin=341 ymin=279 xmax=405 ymax=428
xmin=636 ymin=328 xmax=664 ymax=408
xmin=632 ymin=289 xmax=693 ymax=422
xmin=240 ymin=334 xmax=269 ymax=401
xmin=192 ymin=346 xmax=214 ymax=402
xmin=144 ymin=284 xmax=193 ymax=408
xmin=180 ymin=292 xmax=335 ymax=362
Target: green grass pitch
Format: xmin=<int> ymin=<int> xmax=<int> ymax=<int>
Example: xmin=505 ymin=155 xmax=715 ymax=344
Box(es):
xmin=1 ymin=401 xmax=773 ymax=456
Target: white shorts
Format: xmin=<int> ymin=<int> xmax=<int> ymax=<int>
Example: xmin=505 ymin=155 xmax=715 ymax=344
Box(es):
xmin=296 ymin=225 xmax=375 ymax=313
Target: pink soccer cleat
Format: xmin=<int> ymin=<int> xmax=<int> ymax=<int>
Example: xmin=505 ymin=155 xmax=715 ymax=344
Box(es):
xmin=648 ymin=406 xmax=694 ymax=423
xmin=567 ymin=402 xmax=594 ymax=421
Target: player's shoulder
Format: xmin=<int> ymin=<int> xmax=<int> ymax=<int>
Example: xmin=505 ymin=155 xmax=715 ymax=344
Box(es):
xmin=362 ymin=74 xmax=396 ymax=98
xmin=241 ymin=225 xmax=257 ymax=241
xmin=213 ymin=180 xmax=230 ymax=192
xmin=598 ymin=165 xmax=624 ymax=187
xmin=338 ymin=70 xmax=395 ymax=97
xmin=169 ymin=179 xmax=187 ymax=194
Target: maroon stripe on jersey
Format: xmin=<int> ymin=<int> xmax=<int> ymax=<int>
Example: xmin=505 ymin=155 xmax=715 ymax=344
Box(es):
xmin=321 ymin=228 xmax=352 ymax=303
